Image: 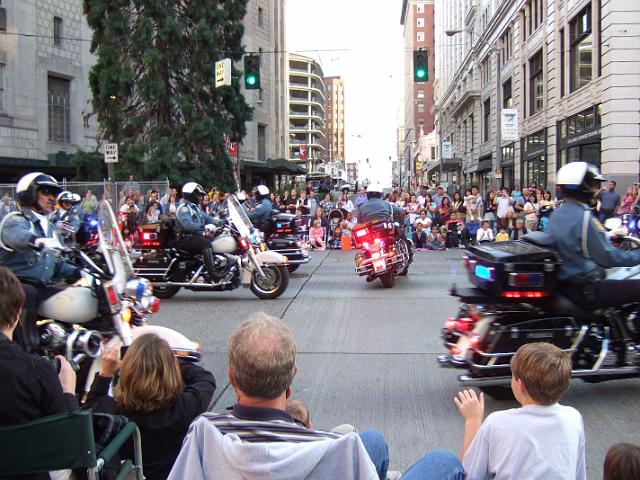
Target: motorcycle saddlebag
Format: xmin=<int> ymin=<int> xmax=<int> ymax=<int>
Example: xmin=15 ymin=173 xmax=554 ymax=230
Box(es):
xmin=464 ymin=240 xmax=561 ymax=297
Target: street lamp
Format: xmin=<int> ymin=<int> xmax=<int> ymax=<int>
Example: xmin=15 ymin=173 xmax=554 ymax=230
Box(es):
xmin=443 ymin=28 xmax=503 ymax=189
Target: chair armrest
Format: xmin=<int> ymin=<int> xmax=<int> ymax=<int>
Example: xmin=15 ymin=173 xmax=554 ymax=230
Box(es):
xmin=97 ymin=422 xmax=137 ymax=465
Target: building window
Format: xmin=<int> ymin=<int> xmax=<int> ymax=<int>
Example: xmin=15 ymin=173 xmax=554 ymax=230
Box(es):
xmin=525 ymin=0 xmax=544 ymax=38
xmin=570 ymin=3 xmax=593 ymax=92
xmin=417 ymin=103 xmax=425 ymax=113
xmin=53 ymin=16 xmax=63 ymax=47
xmin=48 ymin=76 xmax=71 ymax=143
xmin=0 ymin=7 xmax=6 ymax=31
xmin=503 ymin=78 xmax=513 ymax=108
xmin=416 ymin=18 xmax=424 ymax=28
xmin=0 ymin=64 xmax=4 ymax=112
xmin=470 ymin=114 xmax=475 ymax=148
xmin=500 ymin=26 xmax=513 ymax=65
xmin=560 ymin=28 xmax=565 ymax=98
xmin=529 ymin=49 xmax=543 ymax=115
xmin=417 ymin=89 xmax=424 ymax=99
xmin=521 ymin=129 xmax=546 ymax=187
xmin=258 ymin=7 xmax=264 ymax=27
xmin=416 ymin=32 xmax=424 ymax=42
xmin=483 ymin=98 xmax=490 ymax=142
xmin=416 ymin=3 xmax=424 ymax=13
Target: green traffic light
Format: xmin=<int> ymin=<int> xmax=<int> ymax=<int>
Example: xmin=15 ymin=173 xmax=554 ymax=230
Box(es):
xmin=247 ymin=76 xmax=256 ymax=86
xmin=416 ymin=70 xmax=426 ymax=79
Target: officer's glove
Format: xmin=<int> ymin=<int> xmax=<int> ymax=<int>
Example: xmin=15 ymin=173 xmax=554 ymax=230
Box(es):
xmin=34 ymin=237 xmax=64 ymax=256
xmin=204 ymin=224 xmax=216 ymax=233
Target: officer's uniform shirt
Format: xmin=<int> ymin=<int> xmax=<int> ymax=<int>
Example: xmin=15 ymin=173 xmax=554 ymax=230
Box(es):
xmin=248 ymin=199 xmax=273 ymax=228
xmin=175 ymin=201 xmax=214 ymax=235
xmin=547 ymin=199 xmax=640 ymax=280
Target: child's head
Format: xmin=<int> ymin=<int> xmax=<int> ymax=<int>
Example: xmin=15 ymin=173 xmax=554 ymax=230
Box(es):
xmin=334 ymin=227 xmax=342 ymax=236
xmin=313 ymin=219 xmax=321 ymax=228
xmin=603 ymin=443 xmax=640 ymax=480
xmin=481 ymin=220 xmax=489 ymax=230
xmin=432 ymin=226 xmax=439 ymax=235
xmin=295 ymin=208 xmax=303 ymax=217
xmin=510 ymin=342 xmax=571 ymax=405
xmin=286 ymin=399 xmax=311 ymax=428
xmin=416 ymin=222 xmax=424 ymax=231
xmin=499 ymin=226 xmax=506 ymax=234
xmin=339 ymin=220 xmax=348 ymax=230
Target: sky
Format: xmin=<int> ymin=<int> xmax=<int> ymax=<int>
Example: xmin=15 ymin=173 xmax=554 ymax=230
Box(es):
xmin=286 ymin=0 xmax=405 ymax=185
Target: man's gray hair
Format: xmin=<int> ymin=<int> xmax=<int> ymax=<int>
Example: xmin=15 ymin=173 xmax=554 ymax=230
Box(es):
xmin=228 ymin=312 xmax=297 ymax=399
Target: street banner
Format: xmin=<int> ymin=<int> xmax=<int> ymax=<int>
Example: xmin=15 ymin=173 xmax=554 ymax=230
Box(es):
xmin=442 ymin=141 xmax=452 ymax=159
xmin=501 ymin=109 xmax=519 ymax=141
xmin=299 ymin=145 xmax=307 ymax=160
xmin=224 ymin=134 xmax=238 ymax=156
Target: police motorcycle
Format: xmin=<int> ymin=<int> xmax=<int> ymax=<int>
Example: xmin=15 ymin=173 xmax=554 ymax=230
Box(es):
xmin=438 ymin=230 xmax=640 ymax=399
xmin=604 ymin=213 xmax=640 ymax=251
xmin=132 ymin=195 xmax=290 ymax=299
xmin=259 ymin=210 xmax=310 ymax=273
xmin=2 ymin=199 xmax=200 ymax=393
xmin=352 ymin=219 xmax=411 ymax=288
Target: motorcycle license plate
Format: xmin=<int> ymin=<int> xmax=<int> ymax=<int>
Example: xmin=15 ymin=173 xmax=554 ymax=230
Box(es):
xmin=373 ymin=259 xmax=386 ymax=272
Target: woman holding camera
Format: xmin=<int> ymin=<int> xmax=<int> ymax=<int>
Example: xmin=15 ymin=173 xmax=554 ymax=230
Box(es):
xmin=84 ymin=334 xmax=216 ymax=480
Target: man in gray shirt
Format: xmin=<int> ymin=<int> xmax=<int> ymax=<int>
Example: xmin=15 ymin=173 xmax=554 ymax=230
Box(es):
xmin=597 ymin=180 xmax=620 ymax=223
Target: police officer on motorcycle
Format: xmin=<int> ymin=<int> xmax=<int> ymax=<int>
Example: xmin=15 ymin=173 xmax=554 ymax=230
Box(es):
xmin=548 ymin=161 xmax=640 ymax=307
xmin=51 ymin=190 xmax=82 ymax=246
xmin=174 ymin=182 xmax=222 ymax=282
xmin=247 ymin=185 xmax=272 ymax=229
xmin=358 ymin=182 xmax=413 ymax=262
xmin=0 ymin=173 xmax=81 ymax=353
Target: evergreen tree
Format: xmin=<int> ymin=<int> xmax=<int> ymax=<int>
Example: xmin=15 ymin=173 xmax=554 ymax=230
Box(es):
xmin=84 ymin=0 xmax=252 ymax=190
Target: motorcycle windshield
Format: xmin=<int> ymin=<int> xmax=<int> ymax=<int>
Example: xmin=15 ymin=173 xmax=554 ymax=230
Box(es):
xmin=227 ymin=196 xmax=253 ymax=239
xmin=95 ymin=200 xmax=134 ymax=283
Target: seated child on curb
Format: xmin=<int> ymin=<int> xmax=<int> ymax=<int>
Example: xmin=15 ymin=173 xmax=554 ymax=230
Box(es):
xmin=309 ymin=219 xmax=325 ymax=250
xmin=330 ymin=226 xmax=342 ymax=249
xmin=455 ymin=342 xmax=586 ymax=480
xmin=413 ymin=222 xmax=428 ymax=249
xmin=426 ymin=226 xmax=445 ymax=250
xmin=604 ymin=443 xmax=640 ymax=480
xmin=495 ymin=226 xmax=509 ymax=242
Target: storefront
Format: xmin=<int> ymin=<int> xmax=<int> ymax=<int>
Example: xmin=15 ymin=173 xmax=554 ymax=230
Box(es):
xmin=557 ymin=104 xmax=601 ymax=170
xmin=520 ymin=129 xmax=547 ymax=188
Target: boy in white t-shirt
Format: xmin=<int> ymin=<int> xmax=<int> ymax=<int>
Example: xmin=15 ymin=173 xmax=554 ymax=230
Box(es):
xmin=455 ymin=342 xmax=586 ymax=480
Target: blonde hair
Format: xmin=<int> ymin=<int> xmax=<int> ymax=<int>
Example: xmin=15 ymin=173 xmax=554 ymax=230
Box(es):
xmin=115 ymin=334 xmax=184 ymax=414
xmin=510 ymin=342 xmax=571 ymax=405
xmin=228 ymin=313 xmax=296 ymax=399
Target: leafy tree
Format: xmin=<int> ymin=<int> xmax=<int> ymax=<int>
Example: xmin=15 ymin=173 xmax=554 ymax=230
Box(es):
xmin=83 ymin=0 xmax=252 ymax=190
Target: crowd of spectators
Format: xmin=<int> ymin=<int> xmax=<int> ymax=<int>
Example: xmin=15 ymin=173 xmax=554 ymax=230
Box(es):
xmin=1 ymin=269 xmax=638 ymax=479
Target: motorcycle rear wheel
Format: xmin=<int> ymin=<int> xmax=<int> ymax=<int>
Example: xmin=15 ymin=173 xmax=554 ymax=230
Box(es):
xmin=153 ymin=285 xmax=181 ymax=299
xmin=287 ymin=264 xmax=300 ymax=273
xmin=380 ymin=273 xmax=395 ymax=288
xmin=250 ymin=266 xmax=289 ymax=299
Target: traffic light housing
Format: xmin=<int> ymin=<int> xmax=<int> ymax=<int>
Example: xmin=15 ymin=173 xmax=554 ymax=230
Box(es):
xmin=244 ymin=54 xmax=261 ymax=90
xmin=413 ymin=50 xmax=428 ymax=82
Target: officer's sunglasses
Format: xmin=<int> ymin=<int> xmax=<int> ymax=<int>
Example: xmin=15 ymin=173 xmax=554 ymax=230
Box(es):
xmin=39 ymin=188 xmax=56 ymax=197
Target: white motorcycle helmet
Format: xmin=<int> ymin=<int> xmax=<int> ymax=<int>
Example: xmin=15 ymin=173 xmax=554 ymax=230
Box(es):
xmin=556 ymin=161 xmax=606 ymax=207
xmin=253 ymin=185 xmax=270 ymax=201
xmin=366 ymin=182 xmax=383 ymax=199
xmin=57 ymin=190 xmax=81 ymax=208
xmin=182 ymin=182 xmax=207 ymax=204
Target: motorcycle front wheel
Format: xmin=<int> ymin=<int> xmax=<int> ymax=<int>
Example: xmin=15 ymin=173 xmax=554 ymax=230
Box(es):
xmin=153 ymin=285 xmax=181 ymax=299
xmin=250 ymin=265 xmax=289 ymax=299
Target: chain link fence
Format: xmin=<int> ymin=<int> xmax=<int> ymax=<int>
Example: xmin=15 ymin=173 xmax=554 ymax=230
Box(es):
xmin=0 ymin=180 xmax=170 ymax=219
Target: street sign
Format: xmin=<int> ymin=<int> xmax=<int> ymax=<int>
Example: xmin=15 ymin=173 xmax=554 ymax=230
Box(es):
xmin=215 ymin=58 xmax=232 ymax=88
xmin=104 ymin=143 xmax=118 ymax=163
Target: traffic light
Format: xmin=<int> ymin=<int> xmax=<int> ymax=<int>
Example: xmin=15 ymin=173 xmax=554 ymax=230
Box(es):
xmin=243 ymin=54 xmax=261 ymax=90
xmin=413 ymin=49 xmax=428 ymax=82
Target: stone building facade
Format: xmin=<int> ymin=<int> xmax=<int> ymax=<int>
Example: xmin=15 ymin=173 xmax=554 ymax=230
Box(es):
xmin=0 ymin=0 xmax=97 ymax=182
xmin=433 ymin=0 xmax=640 ymax=194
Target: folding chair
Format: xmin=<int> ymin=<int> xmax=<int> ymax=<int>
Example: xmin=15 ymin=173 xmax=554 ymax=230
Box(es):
xmin=0 ymin=410 xmax=143 ymax=480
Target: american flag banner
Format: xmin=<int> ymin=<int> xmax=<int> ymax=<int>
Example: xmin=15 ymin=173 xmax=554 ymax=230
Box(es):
xmin=224 ymin=134 xmax=238 ymax=156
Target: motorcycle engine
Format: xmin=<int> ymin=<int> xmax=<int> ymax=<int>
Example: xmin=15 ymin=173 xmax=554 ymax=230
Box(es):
xmin=39 ymin=321 xmax=102 ymax=360
xmin=210 ymin=254 xmax=238 ymax=282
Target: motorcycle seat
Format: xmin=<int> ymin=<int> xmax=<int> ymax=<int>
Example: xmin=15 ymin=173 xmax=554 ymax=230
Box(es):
xmin=523 ymin=231 xmax=555 ymax=248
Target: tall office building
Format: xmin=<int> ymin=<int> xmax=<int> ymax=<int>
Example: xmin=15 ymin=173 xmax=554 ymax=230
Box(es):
xmin=433 ymin=0 xmax=640 ymax=193
xmin=323 ymin=76 xmax=345 ymax=168
xmin=400 ymin=0 xmax=435 ymax=188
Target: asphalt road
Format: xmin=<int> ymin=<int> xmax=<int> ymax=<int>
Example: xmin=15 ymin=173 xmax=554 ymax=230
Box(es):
xmin=151 ymin=249 xmax=640 ymax=478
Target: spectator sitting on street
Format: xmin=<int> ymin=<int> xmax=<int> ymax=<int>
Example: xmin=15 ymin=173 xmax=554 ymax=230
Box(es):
xmin=446 ymin=212 xmax=468 ymax=248
xmin=426 ymin=225 xmax=446 ymax=250
xmin=509 ymin=218 xmax=528 ymax=240
xmin=286 ymin=399 xmax=311 ymax=428
xmin=169 ymin=313 xmax=463 ymax=480
xmin=603 ymin=443 xmax=640 ymax=480
xmin=80 ymin=189 xmax=98 ymax=213
xmin=311 ymin=206 xmax=331 ymax=231
xmin=84 ymin=334 xmax=216 ymax=480
xmin=330 ymin=226 xmax=342 ymax=249
xmin=495 ymin=227 xmax=510 ymax=242
xmin=413 ymin=222 xmax=428 ymax=250
xmin=145 ymin=201 xmax=161 ymax=223
xmin=414 ymin=210 xmax=432 ymax=230
xmin=346 ymin=211 xmax=358 ymax=231
xmin=476 ymin=220 xmax=495 ymax=243
xmin=455 ymin=342 xmax=585 ymax=480
xmin=309 ymin=219 xmax=325 ymax=250
xmin=319 ymin=193 xmax=334 ymax=212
